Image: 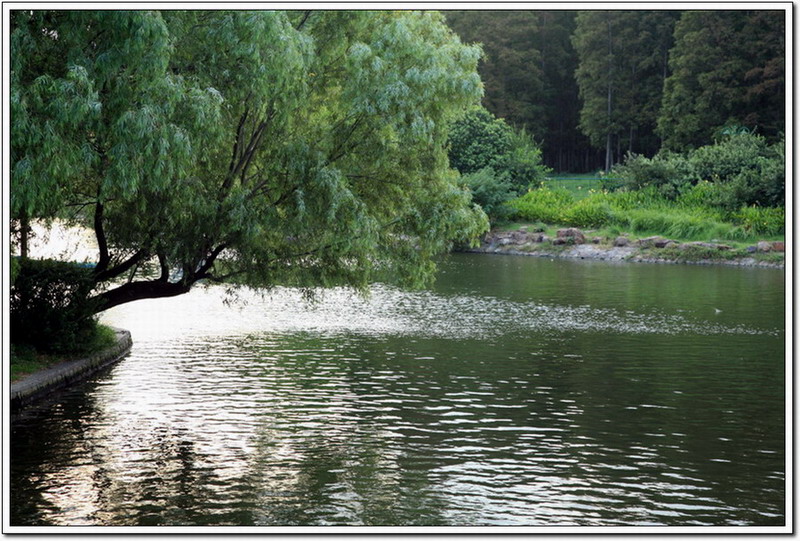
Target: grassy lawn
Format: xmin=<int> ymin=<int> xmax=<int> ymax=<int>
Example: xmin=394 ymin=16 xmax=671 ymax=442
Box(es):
xmin=11 ymin=324 xmax=117 ymax=382
xmin=543 ymin=173 xmax=616 ymax=200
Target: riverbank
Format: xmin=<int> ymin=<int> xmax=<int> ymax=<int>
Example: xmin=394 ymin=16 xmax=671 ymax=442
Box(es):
xmin=11 ymin=327 xmax=132 ymax=411
xmin=463 ymin=226 xmax=785 ymax=269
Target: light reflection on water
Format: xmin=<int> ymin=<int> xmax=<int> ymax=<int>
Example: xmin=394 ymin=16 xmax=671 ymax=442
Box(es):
xmin=11 ymin=255 xmax=785 ymax=527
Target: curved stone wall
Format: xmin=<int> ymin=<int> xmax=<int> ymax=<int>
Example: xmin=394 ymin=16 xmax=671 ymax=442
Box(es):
xmin=11 ymin=328 xmax=132 ymax=411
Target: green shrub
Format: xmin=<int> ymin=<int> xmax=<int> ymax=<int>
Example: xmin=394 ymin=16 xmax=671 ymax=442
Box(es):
xmin=11 ymin=258 xmax=100 ymax=353
xmin=713 ymin=155 xmax=785 ymax=210
xmin=614 ymin=134 xmax=785 ymax=210
xmin=448 ymin=107 xmax=550 ymax=220
xmin=690 ymin=132 xmax=768 ymax=182
xmin=733 ymin=205 xmax=785 ymax=236
xmin=564 ymin=197 xmax=613 ymax=228
xmin=613 ymin=151 xmax=695 ymax=199
xmin=508 ymin=187 xmax=573 ymax=223
xmin=448 ymin=107 xmax=512 ymax=175
xmin=461 ymin=167 xmax=517 ymax=221
xmin=689 ymin=133 xmax=784 ymax=209
xmin=493 ymin=126 xmax=551 ymax=192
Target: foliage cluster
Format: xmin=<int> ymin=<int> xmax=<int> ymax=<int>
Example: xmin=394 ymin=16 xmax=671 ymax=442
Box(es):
xmin=613 ymin=133 xmax=785 ymax=210
xmin=10 ymin=259 xmax=101 ymax=353
xmin=448 ymin=107 xmax=550 ymax=220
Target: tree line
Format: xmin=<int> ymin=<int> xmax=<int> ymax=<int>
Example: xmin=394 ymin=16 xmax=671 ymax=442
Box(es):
xmin=445 ymin=10 xmax=785 ymax=172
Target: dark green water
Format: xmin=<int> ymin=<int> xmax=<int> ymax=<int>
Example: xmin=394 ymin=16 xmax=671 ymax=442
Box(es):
xmin=10 ymin=254 xmax=785 ymax=527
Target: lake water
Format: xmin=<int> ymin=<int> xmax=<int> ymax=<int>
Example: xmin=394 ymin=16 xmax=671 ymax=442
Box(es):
xmin=10 ymin=253 xmax=786 ymax=528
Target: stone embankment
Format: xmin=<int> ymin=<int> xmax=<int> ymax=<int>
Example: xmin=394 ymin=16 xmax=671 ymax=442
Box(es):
xmin=11 ymin=328 xmax=133 ymax=411
xmin=465 ymin=227 xmax=785 ymax=269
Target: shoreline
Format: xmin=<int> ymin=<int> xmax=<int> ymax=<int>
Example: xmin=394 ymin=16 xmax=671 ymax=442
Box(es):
xmin=11 ymin=327 xmax=133 ymax=411
xmin=462 ymin=228 xmax=785 ymax=269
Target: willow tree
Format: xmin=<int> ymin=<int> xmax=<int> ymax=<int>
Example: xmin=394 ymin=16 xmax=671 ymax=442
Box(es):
xmin=11 ymin=10 xmax=487 ymax=311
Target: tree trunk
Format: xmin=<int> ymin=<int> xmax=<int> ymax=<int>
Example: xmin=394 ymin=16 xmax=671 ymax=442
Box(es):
xmin=19 ymin=213 xmax=30 ymax=260
xmin=92 ymin=280 xmax=193 ymax=313
xmin=605 ymin=13 xmax=614 ymax=173
xmin=629 ymin=125 xmax=635 ymax=154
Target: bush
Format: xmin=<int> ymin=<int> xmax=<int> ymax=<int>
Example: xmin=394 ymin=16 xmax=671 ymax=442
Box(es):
xmin=11 ymin=258 xmax=100 ymax=353
xmin=448 ymin=107 xmax=512 ymax=175
xmin=461 ymin=167 xmax=517 ymax=221
xmin=614 ymin=133 xmax=785 ymax=210
xmin=690 ymin=132 xmax=769 ymax=182
xmin=492 ymin=126 xmax=550 ymax=192
xmin=508 ymin=188 xmax=573 ymax=223
xmin=689 ymin=133 xmax=784 ymax=209
xmin=613 ymin=151 xmax=695 ymax=199
xmin=449 ymin=107 xmax=550 ymax=220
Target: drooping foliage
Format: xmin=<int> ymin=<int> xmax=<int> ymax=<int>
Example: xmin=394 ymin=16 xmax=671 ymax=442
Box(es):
xmin=11 ymin=10 xmax=488 ymax=313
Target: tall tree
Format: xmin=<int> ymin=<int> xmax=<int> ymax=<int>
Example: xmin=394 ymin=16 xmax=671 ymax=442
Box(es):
xmin=534 ymin=11 xmax=593 ymax=173
xmin=572 ymin=11 xmax=679 ymax=171
xmin=573 ymin=11 xmax=621 ymax=172
xmin=658 ymin=10 xmax=785 ymax=151
xmin=446 ymin=10 xmax=594 ymax=172
xmin=11 ymin=10 xmax=488 ymax=312
xmin=444 ymin=11 xmax=545 ymax=135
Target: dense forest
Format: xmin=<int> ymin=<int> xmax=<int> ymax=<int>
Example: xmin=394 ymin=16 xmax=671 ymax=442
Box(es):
xmin=445 ymin=10 xmax=785 ymax=173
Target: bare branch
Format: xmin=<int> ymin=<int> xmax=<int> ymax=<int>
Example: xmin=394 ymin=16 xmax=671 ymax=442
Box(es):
xmin=94 ymin=249 xmax=147 ymax=282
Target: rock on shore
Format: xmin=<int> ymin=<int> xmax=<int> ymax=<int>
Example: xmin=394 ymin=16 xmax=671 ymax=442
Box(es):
xmin=466 ymin=227 xmax=784 ymax=268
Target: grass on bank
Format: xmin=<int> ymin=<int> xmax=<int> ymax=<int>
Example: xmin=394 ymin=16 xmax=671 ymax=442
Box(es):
xmin=11 ymin=324 xmax=117 ymax=382
xmin=505 ymin=183 xmax=785 ymax=244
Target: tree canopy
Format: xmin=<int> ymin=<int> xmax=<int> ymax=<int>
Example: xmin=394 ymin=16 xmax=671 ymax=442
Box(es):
xmin=445 ymin=9 xmax=784 ymax=172
xmin=11 ymin=10 xmax=489 ymax=311
xmin=658 ymin=10 xmax=785 ymax=151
